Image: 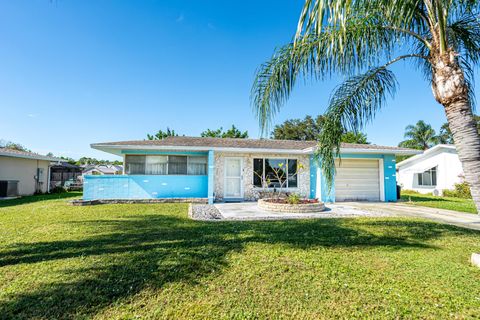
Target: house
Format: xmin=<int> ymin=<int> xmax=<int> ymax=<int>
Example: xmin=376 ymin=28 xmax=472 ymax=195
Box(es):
xmin=82 ymin=164 xmax=123 ymax=176
xmin=397 ymin=144 xmax=464 ymax=195
xmin=84 ymin=136 xmax=419 ymax=203
xmin=0 ymin=148 xmax=61 ymax=196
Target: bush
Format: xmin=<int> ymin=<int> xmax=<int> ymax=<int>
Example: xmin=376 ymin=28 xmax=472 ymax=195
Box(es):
xmin=443 ymin=182 xmax=471 ymax=199
xmin=287 ymin=193 xmax=301 ymax=205
xmin=50 ymin=186 xmax=67 ymax=194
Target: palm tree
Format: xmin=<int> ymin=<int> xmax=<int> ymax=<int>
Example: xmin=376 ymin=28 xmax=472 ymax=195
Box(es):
xmin=399 ymin=120 xmax=439 ymax=150
xmin=252 ymin=0 xmax=480 ymax=212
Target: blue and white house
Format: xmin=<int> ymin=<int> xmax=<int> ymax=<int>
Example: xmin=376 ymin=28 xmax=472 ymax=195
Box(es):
xmin=85 ymin=136 xmax=419 ymax=204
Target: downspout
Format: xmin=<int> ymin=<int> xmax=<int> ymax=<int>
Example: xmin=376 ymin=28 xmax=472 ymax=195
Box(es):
xmin=47 ymin=162 xmax=51 ymax=193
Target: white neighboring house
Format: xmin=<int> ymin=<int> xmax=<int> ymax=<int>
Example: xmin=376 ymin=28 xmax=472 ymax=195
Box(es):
xmin=82 ymin=164 xmax=123 ymax=178
xmin=397 ymin=144 xmax=464 ymax=195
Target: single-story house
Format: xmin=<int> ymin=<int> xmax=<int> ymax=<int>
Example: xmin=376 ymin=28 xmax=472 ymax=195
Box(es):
xmin=85 ymin=137 xmax=419 ymax=203
xmin=397 ymin=144 xmax=464 ymax=195
xmin=0 ymin=148 xmax=61 ymax=196
xmin=82 ymin=164 xmax=123 ymax=177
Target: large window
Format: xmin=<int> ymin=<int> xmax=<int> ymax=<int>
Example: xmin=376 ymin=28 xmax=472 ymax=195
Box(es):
xmin=253 ymin=158 xmax=298 ymax=188
xmin=125 ymin=155 xmax=207 ymax=175
xmin=417 ymin=167 xmax=437 ymax=186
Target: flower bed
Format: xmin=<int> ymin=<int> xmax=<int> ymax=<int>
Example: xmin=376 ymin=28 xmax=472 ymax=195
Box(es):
xmin=258 ymin=198 xmax=326 ymax=213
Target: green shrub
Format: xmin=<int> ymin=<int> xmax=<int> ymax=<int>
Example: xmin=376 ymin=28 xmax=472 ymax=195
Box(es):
xmin=50 ymin=186 xmax=67 ymax=194
xmin=287 ymin=193 xmax=301 ymax=204
xmin=443 ymin=182 xmax=471 ymax=199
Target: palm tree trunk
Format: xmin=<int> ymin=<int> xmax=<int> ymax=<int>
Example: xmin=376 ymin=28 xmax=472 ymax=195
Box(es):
xmin=432 ymin=53 xmax=480 ymax=213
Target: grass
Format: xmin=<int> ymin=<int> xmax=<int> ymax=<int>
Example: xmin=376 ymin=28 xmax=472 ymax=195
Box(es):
xmin=401 ymin=191 xmax=478 ymax=214
xmin=1 ymin=193 xmax=480 ymax=319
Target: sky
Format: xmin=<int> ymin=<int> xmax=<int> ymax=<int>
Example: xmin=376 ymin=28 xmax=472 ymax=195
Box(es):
xmin=0 ymin=0 xmax=477 ymax=161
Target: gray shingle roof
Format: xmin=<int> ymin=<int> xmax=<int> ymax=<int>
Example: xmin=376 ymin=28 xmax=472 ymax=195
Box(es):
xmin=92 ymin=136 xmax=416 ymax=152
xmin=0 ymin=148 xmax=62 ymax=162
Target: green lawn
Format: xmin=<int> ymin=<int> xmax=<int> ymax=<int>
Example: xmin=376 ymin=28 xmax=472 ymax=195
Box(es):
xmin=1 ymin=194 xmax=480 ymax=319
xmin=401 ymin=191 xmax=478 ymax=214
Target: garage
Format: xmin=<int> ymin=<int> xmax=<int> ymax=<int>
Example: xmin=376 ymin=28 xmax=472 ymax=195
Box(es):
xmin=335 ymin=159 xmax=381 ymax=201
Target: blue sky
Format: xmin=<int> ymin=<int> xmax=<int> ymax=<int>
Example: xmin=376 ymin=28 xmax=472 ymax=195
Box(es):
xmin=0 ymin=0 xmax=477 ymax=161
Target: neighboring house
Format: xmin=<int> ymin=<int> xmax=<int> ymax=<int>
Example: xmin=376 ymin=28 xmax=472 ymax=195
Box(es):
xmin=82 ymin=164 xmax=123 ymax=176
xmin=50 ymin=162 xmax=82 ymax=189
xmin=0 ymin=148 xmax=61 ymax=196
xmin=84 ymin=136 xmax=419 ymax=203
xmin=397 ymin=144 xmax=464 ymax=195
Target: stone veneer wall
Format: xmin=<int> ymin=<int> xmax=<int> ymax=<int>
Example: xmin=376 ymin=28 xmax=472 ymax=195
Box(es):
xmin=214 ymin=152 xmax=310 ymax=201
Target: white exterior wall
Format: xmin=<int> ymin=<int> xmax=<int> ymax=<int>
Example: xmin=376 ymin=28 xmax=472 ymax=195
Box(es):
xmin=397 ymin=148 xmax=463 ymax=195
xmin=214 ymin=152 xmax=310 ymax=201
xmin=0 ymin=156 xmax=50 ymax=195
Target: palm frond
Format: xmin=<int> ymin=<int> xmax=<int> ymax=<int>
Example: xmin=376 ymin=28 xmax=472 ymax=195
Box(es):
xmin=252 ymin=18 xmax=402 ymax=133
xmin=315 ymin=67 xmax=398 ymax=187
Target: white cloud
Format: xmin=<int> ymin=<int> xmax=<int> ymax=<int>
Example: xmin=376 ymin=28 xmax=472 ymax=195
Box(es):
xmin=27 ymin=114 xmax=37 ymax=118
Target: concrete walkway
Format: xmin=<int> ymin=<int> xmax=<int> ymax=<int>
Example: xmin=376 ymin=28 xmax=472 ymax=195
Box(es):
xmin=344 ymin=202 xmax=480 ymax=231
xmin=214 ymin=202 xmax=390 ymax=221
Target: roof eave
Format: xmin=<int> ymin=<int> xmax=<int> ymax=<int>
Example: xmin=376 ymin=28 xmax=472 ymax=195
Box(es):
xmin=303 ymin=147 xmax=421 ymax=155
xmin=92 ymin=144 xmax=421 ymax=156
xmin=0 ymin=152 xmax=62 ymax=162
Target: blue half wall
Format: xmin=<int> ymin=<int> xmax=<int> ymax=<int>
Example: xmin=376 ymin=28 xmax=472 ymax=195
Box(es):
xmin=83 ymin=175 xmax=208 ymax=200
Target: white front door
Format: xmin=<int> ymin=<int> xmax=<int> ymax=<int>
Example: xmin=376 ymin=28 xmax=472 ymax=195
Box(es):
xmin=224 ymin=158 xmax=243 ymax=199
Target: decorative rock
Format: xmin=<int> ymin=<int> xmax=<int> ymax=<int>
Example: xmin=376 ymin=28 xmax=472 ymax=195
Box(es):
xmin=471 ymin=253 xmax=480 ymax=268
xmin=257 ymin=198 xmax=325 ymax=213
xmin=190 ymin=204 xmax=223 ymax=220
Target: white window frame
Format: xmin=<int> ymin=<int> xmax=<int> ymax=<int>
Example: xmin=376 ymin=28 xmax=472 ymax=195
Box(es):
xmin=417 ymin=166 xmax=437 ymax=186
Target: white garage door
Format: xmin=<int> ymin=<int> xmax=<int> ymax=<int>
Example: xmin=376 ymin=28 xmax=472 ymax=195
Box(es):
xmin=335 ymin=159 xmax=381 ymax=201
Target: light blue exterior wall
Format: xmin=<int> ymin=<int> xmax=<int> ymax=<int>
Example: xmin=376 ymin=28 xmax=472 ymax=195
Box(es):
xmin=309 ymin=153 xmax=398 ymax=203
xmin=83 ymin=150 xmax=210 ymax=201
xmin=83 ymin=175 xmax=208 ymax=200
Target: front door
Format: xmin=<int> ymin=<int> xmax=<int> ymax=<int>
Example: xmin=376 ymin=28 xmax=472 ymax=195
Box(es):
xmin=224 ymin=158 xmax=243 ymax=200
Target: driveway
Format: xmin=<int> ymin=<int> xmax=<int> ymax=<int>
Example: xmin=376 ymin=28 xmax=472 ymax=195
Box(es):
xmin=213 ymin=201 xmax=480 ymax=231
xmin=344 ymin=202 xmax=480 ymax=231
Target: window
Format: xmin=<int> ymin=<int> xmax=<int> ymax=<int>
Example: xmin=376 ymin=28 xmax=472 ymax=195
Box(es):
xmin=146 ymin=156 xmax=167 ymax=175
xmin=168 ymin=156 xmax=188 ymax=175
xmin=187 ymin=156 xmax=207 ymax=175
xmin=125 ymin=155 xmax=207 ymax=175
xmin=125 ymin=155 xmax=145 ymax=174
xmin=253 ymin=158 xmax=298 ymax=188
xmin=417 ymin=167 xmax=437 ymax=186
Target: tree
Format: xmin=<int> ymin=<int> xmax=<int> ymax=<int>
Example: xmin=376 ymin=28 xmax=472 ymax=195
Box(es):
xmin=147 ymin=128 xmax=178 ymax=140
xmin=341 ymin=132 xmax=369 ymax=144
xmin=271 ymin=115 xmax=323 ymax=140
xmin=252 ymin=1 xmax=480 ymax=212
xmin=438 ymin=122 xmax=455 ymax=144
xmin=200 ymin=125 xmax=248 ymax=138
xmin=0 ymin=140 xmax=30 ymax=152
xmin=272 ymin=115 xmax=369 ymax=143
xmin=398 ymin=120 xmax=439 ymax=150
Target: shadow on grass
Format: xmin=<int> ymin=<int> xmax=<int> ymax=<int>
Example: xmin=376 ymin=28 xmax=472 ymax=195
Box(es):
xmin=0 ymin=210 xmax=469 ymax=319
xmin=400 ymin=194 xmax=451 ymax=203
xmin=0 ymin=192 xmax=81 ymax=208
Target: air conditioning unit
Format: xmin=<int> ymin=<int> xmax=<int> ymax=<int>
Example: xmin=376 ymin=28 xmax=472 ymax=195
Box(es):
xmin=0 ymin=180 xmax=19 ymax=197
